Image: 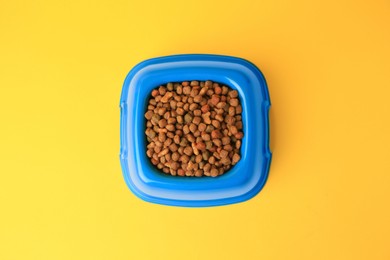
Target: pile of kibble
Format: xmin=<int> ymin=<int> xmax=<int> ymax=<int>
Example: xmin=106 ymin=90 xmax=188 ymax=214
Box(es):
xmin=144 ymin=80 xmax=244 ymax=177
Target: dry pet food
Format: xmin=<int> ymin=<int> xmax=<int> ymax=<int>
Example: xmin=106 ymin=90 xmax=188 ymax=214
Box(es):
xmin=144 ymin=80 xmax=244 ymax=177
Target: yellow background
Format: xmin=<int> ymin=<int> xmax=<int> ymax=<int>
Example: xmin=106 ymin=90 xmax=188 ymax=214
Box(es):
xmin=1 ymin=0 xmax=389 ymax=259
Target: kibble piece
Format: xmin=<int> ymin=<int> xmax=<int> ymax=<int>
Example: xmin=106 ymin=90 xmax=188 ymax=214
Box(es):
xmin=235 ymin=105 xmax=242 ymax=114
xmin=176 ymin=107 xmax=185 ymax=115
xmin=210 ymin=168 xmax=219 ymax=177
xmin=213 ymin=139 xmax=222 ymax=147
xmin=193 ymin=109 xmax=202 ymax=116
xmin=201 ymin=104 xmax=210 ymax=113
xmin=222 ymin=136 xmax=230 ymax=145
xmin=183 ymin=86 xmax=191 ymax=95
xmin=214 ymin=85 xmax=222 ymax=95
xmin=210 ymin=95 xmax=220 ymax=106
xmin=230 ymin=98 xmax=239 ymax=107
xmin=229 ymin=125 xmax=238 ymax=135
xmin=235 ymin=132 xmax=244 ymax=139
xmin=184 ymin=113 xmax=193 ymax=123
xmin=194 ymin=169 xmax=203 ymax=177
xmin=145 ymin=111 xmax=153 ymax=120
xmin=183 ymin=146 xmax=193 ymax=156
xmin=189 ymin=123 xmax=197 ymax=133
xmin=211 ymin=130 xmax=222 ymax=139
xmin=232 ymin=153 xmax=240 ymax=165
xmin=190 ymin=80 xmax=199 ymax=86
xmin=228 ymin=90 xmax=238 ymax=98
xmin=177 ymin=169 xmax=185 ymax=176
xmin=201 ymin=133 xmax=211 ymax=141
xmin=198 ymin=123 xmax=206 ymax=132
xmin=212 ymin=120 xmax=220 ymax=128
xmin=193 ymin=116 xmax=202 ymax=125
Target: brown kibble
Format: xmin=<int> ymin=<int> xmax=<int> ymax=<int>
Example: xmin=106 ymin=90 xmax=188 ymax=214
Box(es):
xmin=183 ymin=125 xmax=190 ymax=134
xmin=212 ymin=120 xmax=220 ymax=128
xmin=166 ymin=124 xmax=175 ymax=131
xmin=158 ymin=148 xmax=169 ymax=157
xmin=235 ymin=132 xmax=244 ymax=139
xmin=203 ymin=163 xmax=211 ymax=172
xmin=201 ymin=133 xmax=211 ymax=141
xmin=177 ymin=169 xmax=185 ymax=176
xmin=214 ymin=86 xmax=222 ymax=95
xmin=195 ymin=142 xmax=206 ymax=151
xmin=151 ymin=89 xmax=159 ymax=97
xmin=193 ymin=95 xmax=203 ymax=103
xmin=199 ymin=87 xmax=208 ymax=96
xmin=235 ymin=105 xmax=242 ymax=114
xmin=211 ymin=130 xmax=222 ymax=139
xmin=216 ymin=102 xmax=226 ymax=109
xmin=169 ymin=143 xmax=178 ymax=152
xmin=212 ymin=139 xmax=222 ymax=147
xmin=220 ymin=149 xmax=228 ymax=158
xmin=151 ymin=114 xmax=160 ymax=124
xmin=205 ymin=125 xmax=214 ymax=133
xmin=176 ymin=107 xmax=185 ymax=115
xmin=228 ymin=90 xmax=238 ymax=98
xmin=202 ymin=114 xmax=211 ymax=124
xmin=195 ymin=154 xmax=202 ymax=163
xmin=210 ymin=168 xmax=219 ymax=177
xmin=222 ymin=86 xmax=228 ymax=94
xmin=193 ymin=130 xmax=201 ymax=137
xmin=205 ymin=80 xmax=213 ymax=87
xmin=180 ymin=154 xmax=190 ymax=163
xmin=190 ymin=88 xmax=199 ymax=97
xmin=146 ymin=81 xmax=243 ymax=177
xmin=158 ymin=119 xmax=167 ymax=128
xmin=224 ymin=144 xmax=233 ymax=151
xmin=229 ymin=98 xmax=239 ymax=107
xmin=176 ymin=85 xmax=183 ymax=94
xmin=193 ymin=116 xmax=202 ymax=125
xmin=215 ymin=114 xmax=224 ymax=122
xmin=160 ymin=92 xmax=173 ymax=103
xmin=183 ymin=146 xmax=193 ymax=156
xmin=158 ymin=86 xmax=166 ymax=95
xmin=220 ymin=157 xmax=231 ymax=165
xmin=228 ymin=106 xmax=235 ymax=116
xmin=208 ymin=156 xmax=216 ymax=164
xmin=232 ymin=153 xmax=240 ymax=165
xmin=229 ymin=125 xmax=238 ymax=135
xmin=189 ymin=103 xmax=198 ymax=111
xmin=172 ymin=152 xmax=180 ymax=161
xmin=193 ymin=109 xmax=202 ymax=116
xmin=176 ymin=115 xmax=183 ymax=124
xmin=198 ymin=123 xmax=206 ymax=132
xmin=183 ymin=86 xmax=191 ymax=95
xmin=195 ymin=169 xmax=203 ymax=177
xmin=190 ymin=80 xmax=199 ymax=86
xmin=145 ymin=111 xmax=153 ymax=120
xmin=222 ymin=136 xmax=230 ymax=145
xmin=210 ymin=95 xmax=220 ymax=106
xmin=167 ymin=117 xmax=176 ymax=125
xmin=201 ymin=104 xmax=210 ymax=113
xmin=184 ymin=113 xmax=193 ymax=123
xmin=187 ymin=134 xmax=195 ymax=143
xmin=174 ymin=135 xmax=180 ymax=144
xmin=189 ymin=123 xmax=197 ymax=133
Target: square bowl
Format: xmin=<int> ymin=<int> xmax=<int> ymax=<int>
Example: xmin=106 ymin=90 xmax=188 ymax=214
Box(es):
xmin=120 ymin=54 xmax=271 ymax=207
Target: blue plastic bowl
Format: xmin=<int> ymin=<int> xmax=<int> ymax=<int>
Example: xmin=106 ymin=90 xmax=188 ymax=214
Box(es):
xmin=120 ymin=54 xmax=271 ymax=207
